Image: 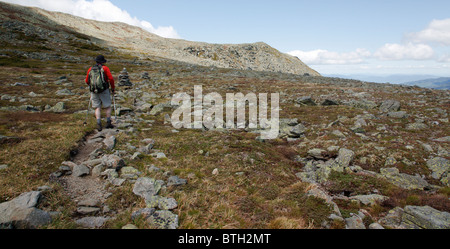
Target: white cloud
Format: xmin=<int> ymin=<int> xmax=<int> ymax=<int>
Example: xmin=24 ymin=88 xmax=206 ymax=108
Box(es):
xmin=288 ymin=48 xmax=371 ymax=65
xmin=374 ymin=43 xmax=435 ymax=61
xmin=2 ymin=0 xmax=180 ymax=39
xmin=406 ymin=18 xmax=450 ymax=46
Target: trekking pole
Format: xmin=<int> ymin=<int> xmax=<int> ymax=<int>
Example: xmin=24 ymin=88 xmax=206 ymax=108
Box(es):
xmin=112 ymin=90 xmax=117 ymax=121
xmin=83 ymin=95 xmax=91 ymax=126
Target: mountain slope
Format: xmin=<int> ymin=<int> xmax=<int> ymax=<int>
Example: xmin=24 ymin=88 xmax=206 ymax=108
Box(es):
xmin=402 ymin=77 xmax=450 ymax=90
xmin=0 ymin=2 xmax=319 ymax=76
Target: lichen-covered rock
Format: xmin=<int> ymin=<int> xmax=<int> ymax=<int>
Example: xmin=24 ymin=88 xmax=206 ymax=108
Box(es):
xmin=345 ymin=215 xmax=366 ymax=229
xmin=426 ymin=157 xmax=449 ymax=185
xmin=380 ymin=168 xmax=429 ymax=190
xmin=406 ymin=123 xmax=428 ymax=130
xmin=401 ymin=206 xmax=450 ymax=229
xmin=120 ymin=166 xmax=142 ymax=180
xmin=380 ymin=99 xmax=401 ymax=113
xmin=378 ymin=207 xmax=405 ymax=229
xmin=147 ymin=210 xmax=179 ymax=229
xmin=133 ymin=177 xmax=162 ymax=200
xmin=349 ymin=194 xmax=389 ymax=206
xmin=335 ymin=148 xmax=355 ymax=170
xmin=167 ymin=176 xmax=187 ymax=187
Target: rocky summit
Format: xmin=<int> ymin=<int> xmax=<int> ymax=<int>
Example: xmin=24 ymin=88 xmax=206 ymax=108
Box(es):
xmin=0 ymin=1 xmax=449 ymax=230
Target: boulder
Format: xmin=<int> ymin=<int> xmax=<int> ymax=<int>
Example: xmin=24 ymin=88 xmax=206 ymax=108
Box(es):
xmin=73 ymin=164 xmax=90 ymax=177
xmin=147 ymin=210 xmax=179 ymax=229
xmin=349 ymin=194 xmax=389 ymax=206
xmin=167 ymin=176 xmax=187 ymax=187
xmin=380 ymin=167 xmax=429 ymax=190
xmin=426 ymin=157 xmax=449 ymax=184
xmin=380 ymin=99 xmax=401 ymax=113
xmin=75 ymin=216 xmax=110 ymax=228
xmin=0 ymin=191 xmax=51 ymax=229
xmin=402 ymin=206 xmax=450 ymax=229
xmin=295 ymin=96 xmax=316 ymax=106
xmin=133 ymin=177 xmax=162 ymax=200
xmin=103 ymin=136 xmax=117 ymax=150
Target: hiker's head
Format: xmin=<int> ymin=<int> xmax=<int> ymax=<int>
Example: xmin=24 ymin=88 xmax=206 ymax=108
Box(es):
xmin=95 ymin=55 xmax=107 ymax=64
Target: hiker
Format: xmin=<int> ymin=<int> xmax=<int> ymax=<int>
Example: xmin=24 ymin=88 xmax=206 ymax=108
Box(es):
xmin=85 ymin=55 xmax=115 ymax=131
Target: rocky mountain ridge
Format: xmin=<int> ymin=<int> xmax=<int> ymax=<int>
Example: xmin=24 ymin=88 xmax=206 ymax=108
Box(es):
xmin=0 ymin=2 xmax=319 ymax=76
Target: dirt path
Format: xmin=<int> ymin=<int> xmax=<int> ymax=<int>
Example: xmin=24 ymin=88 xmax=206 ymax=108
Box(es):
xmin=62 ymin=130 xmax=116 ymax=210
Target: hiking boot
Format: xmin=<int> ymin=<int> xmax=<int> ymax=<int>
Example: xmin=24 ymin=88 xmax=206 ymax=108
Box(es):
xmin=97 ymin=122 xmax=103 ymax=131
xmin=106 ymin=120 xmax=114 ymax=129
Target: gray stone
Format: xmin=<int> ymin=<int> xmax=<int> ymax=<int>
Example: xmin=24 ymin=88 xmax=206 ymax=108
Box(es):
xmin=433 ymin=136 xmax=450 ymax=142
xmin=349 ymin=194 xmax=389 ymax=206
xmin=295 ymin=96 xmax=317 ymax=106
xmin=387 ymin=111 xmax=408 ymax=118
xmin=380 ymin=99 xmax=401 ymax=112
xmin=345 ymin=215 xmax=366 ymax=229
xmin=426 ymin=157 xmax=449 ymax=181
xmin=380 ymin=167 xmax=429 ymax=190
xmin=321 ymin=99 xmax=339 ymax=106
xmin=75 ymin=216 xmax=110 ymax=228
xmin=73 ymin=164 xmax=90 ymax=177
xmin=77 ymin=207 xmax=101 ymax=215
xmin=102 ymin=155 xmax=125 ymax=170
xmin=0 ymin=164 xmax=8 ymax=170
xmin=402 ymin=206 xmax=450 ymax=229
xmin=167 ymin=176 xmax=187 ymax=187
xmin=133 ymin=177 xmax=162 ymax=200
xmin=103 ymin=136 xmax=117 ymax=150
xmin=131 ymin=208 xmax=155 ymax=221
xmin=307 ymin=148 xmax=327 ymax=160
xmin=78 ymin=198 xmax=101 ymax=207
xmin=0 ymin=191 xmax=51 ymax=229
xmin=335 ymin=148 xmax=355 ymax=169
xmin=55 ymin=89 xmax=74 ymax=96
xmin=406 ymin=123 xmax=429 ymax=130
xmin=122 ymin=224 xmax=138 ymax=229
xmin=147 ymin=210 xmax=179 ymax=229
xmin=368 ymin=223 xmax=385 ymax=229
xmin=92 ymin=165 xmax=105 ymax=177
xmin=378 ymin=207 xmax=405 ymax=229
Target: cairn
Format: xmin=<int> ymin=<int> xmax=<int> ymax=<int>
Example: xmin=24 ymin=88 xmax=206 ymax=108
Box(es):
xmin=118 ymin=68 xmax=132 ymax=87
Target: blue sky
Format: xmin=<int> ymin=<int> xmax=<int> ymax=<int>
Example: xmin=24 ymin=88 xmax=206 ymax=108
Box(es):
xmin=5 ymin=0 xmax=450 ymax=76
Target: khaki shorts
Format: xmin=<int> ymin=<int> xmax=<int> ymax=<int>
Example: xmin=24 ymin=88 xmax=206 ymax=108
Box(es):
xmin=91 ymin=90 xmax=111 ymax=109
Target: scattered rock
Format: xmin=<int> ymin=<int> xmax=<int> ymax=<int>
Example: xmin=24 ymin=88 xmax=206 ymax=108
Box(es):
xmin=147 ymin=210 xmax=179 ymax=229
xmin=0 ymin=191 xmax=51 ymax=229
xmin=345 ymin=215 xmax=366 ymax=229
xmin=426 ymin=157 xmax=449 ymax=186
xmin=295 ymin=96 xmax=316 ymax=106
xmin=167 ymin=176 xmax=187 ymax=187
xmin=380 ymin=167 xmax=429 ymax=190
xmin=75 ymin=216 xmax=110 ymax=228
xmin=122 ymin=224 xmax=138 ymax=229
xmin=73 ymin=164 xmax=90 ymax=177
xmin=368 ymin=223 xmax=385 ymax=229
xmin=349 ymin=194 xmax=389 ymax=206
xmin=380 ymin=99 xmax=401 ymax=113
xmin=103 ymin=136 xmax=117 ymax=150
xmin=133 ymin=177 xmax=162 ymax=200
xmin=402 ymin=206 xmax=450 ymax=229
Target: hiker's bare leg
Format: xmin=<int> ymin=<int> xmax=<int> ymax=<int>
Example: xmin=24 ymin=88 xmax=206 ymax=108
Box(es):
xmin=95 ymin=107 xmax=101 ymax=120
xmin=105 ymin=107 xmax=112 ymax=118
